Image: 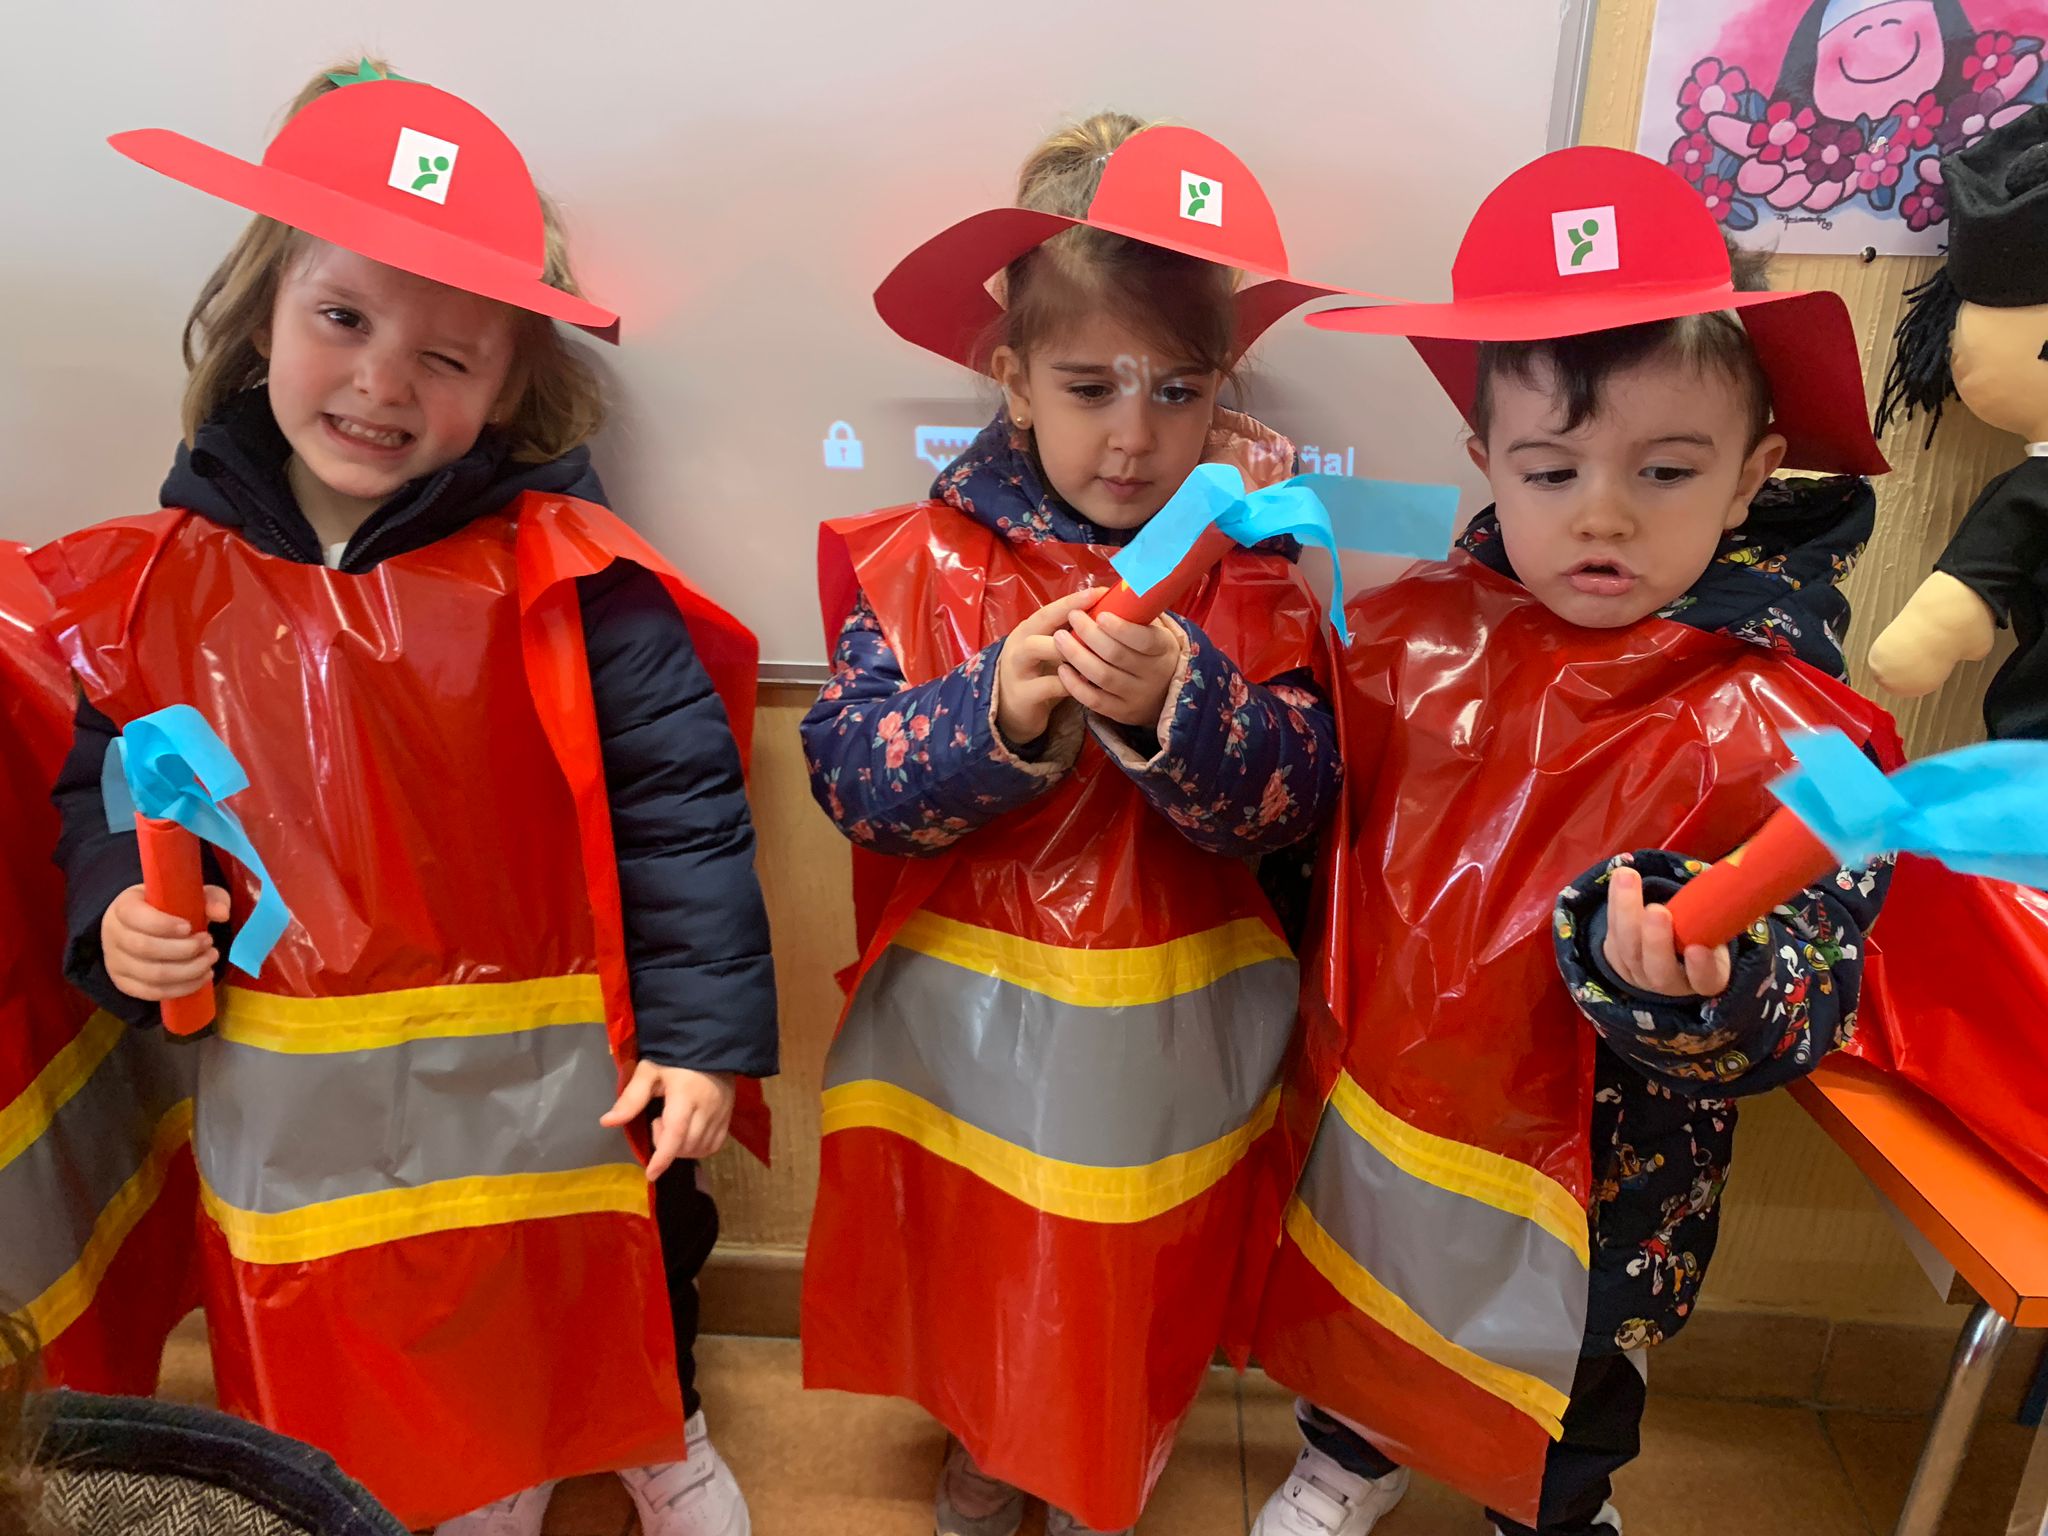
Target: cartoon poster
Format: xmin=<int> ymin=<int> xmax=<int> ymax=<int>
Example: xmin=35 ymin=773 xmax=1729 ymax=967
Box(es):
xmin=1636 ymin=0 xmax=2048 ymax=254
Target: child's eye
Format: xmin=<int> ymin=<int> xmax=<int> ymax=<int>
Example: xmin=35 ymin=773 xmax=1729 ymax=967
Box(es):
xmin=1068 ymin=384 xmax=1113 ymax=403
xmin=425 ymin=352 xmax=469 ymax=375
xmin=1644 ymin=465 xmax=1698 ymax=484
xmin=1155 ymin=383 xmax=1204 ymax=406
xmin=319 ymin=307 xmax=365 ymax=331
xmin=1523 ymin=468 xmax=1576 ymax=487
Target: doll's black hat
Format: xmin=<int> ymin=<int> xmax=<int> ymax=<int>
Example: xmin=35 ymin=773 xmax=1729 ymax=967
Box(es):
xmin=1947 ymin=105 xmax=2048 ymax=308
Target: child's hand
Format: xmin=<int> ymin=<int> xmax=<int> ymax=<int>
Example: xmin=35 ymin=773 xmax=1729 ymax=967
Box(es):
xmin=1054 ymin=608 xmax=1183 ymax=729
xmin=995 ymin=589 xmax=1105 ymax=746
xmin=1602 ymin=866 xmax=1732 ymax=998
xmin=101 ymin=882 xmax=230 ymax=1003
xmin=601 ymin=1062 xmax=738 ymax=1180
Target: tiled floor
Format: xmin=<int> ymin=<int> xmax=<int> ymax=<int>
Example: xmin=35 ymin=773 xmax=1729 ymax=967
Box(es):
xmin=158 ymin=1328 xmax=2043 ymax=1535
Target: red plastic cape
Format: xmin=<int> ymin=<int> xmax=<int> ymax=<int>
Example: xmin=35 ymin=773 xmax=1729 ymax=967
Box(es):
xmin=0 ymin=542 xmax=199 ymax=1392
xmin=1248 ymin=557 xmax=1898 ymax=1525
xmin=804 ymin=500 xmax=1329 ymax=1530
xmin=28 ymin=496 xmax=761 ymax=1523
xmin=1851 ymin=856 xmax=2048 ymax=1197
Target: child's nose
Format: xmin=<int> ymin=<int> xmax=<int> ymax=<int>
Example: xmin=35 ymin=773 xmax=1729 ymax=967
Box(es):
xmin=353 ymin=349 xmax=415 ymax=407
xmin=1107 ymin=399 xmax=1158 ymax=458
xmin=1571 ymin=486 xmax=1635 ymax=540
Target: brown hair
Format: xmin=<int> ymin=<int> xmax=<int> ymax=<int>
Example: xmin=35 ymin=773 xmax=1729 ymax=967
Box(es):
xmin=180 ymin=58 xmax=604 ymax=462
xmin=985 ymin=111 xmax=1239 ymax=377
xmin=1472 ymin=240 xmax=1774 ymax=449
xmin=0 ymin=1312 xmax=56 ymax=1536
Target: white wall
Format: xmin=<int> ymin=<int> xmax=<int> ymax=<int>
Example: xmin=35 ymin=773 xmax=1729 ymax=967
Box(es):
xmin=1 ymin=0 xmax=1583 ymax=664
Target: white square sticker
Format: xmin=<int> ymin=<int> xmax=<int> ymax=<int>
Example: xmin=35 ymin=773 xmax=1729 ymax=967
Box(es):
xmin=1181 ymin=171 xmax=1223 ymax=227
xmin=1552 ymin=205 xmax=1618 ymax=276
xmin=389 ymin=127 xmax=461 ymax=204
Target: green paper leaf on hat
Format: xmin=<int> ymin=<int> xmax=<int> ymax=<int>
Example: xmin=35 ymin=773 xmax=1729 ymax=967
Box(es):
xmin=325 ymin=59 xmax=412 ymax=88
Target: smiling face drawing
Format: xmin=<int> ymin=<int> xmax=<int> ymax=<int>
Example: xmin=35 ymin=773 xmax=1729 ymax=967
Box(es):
xmin=1813 ymin=0 xmax=1947 ymax=119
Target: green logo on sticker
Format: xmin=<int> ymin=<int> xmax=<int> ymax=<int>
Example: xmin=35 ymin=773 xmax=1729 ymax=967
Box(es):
xmin=412 ymin=154 xmax=451 ymax=191
xmin=1186 ymin=179 xmax=1212 ymax=217
xmin=1567 ymin=218 xmax=1601 ymax=267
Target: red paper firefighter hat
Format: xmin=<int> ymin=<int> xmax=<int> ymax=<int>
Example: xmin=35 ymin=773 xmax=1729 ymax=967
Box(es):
xmin=110 ymin=63 xmax=617 ymax=340
xmin=1310 ymin=147 xmax=1887 ymax=475
xmin=877 ymin=124 xmax=1366 ymax=369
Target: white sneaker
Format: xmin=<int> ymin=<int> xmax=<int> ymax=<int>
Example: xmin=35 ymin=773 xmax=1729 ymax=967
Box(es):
xmin=1251 ymin=1447 xmax=1410 ymax=1535
xmin=619 ymin=1412 xmax=752 ymax=1536
xmin=433 ymin=1483 xmax=557 ymax=1536
xmin=1491 ymin=1504 xmax=1622 ymax=1535
xmin=933 ymin=1437 xmax=1025 ymax=1536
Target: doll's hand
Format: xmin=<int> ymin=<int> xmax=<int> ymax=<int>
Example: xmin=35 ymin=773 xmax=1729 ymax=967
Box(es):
xmin=1867 ymin=572 xmax=1997 ymax=698
xmin=101 ymin=883 xmax=231 ymax=1002
xmin=601 ymin=1062 xmax=738 ymax=1180
xmin=1053 ymin=608 xmax=1184 ymax=729
xmin=995 ymin=589 xmax=1105 ymax=747
xmin=1602 ymin=866 xmax=1732 ymax=999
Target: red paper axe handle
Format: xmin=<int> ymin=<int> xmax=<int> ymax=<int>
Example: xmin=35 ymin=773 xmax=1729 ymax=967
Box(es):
xmin=1089 ymin=525 xmax=1237 ymax=625
xmin=1665 ymin=807 xmax=1838 ymax=951
xmin=135 ymin=813 xmax=216 ymax=1035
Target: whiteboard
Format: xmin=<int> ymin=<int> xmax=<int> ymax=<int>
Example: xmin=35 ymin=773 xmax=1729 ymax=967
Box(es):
xmin=0 ymin=0 xmax=1593 ymax=670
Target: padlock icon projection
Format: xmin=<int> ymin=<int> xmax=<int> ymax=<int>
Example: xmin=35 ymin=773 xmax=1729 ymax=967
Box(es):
xmin=823 ymin=421 xmax=864 ymax=470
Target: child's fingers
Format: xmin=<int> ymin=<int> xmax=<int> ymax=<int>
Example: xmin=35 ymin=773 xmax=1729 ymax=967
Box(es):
xmin=1011 ymin=634 xmax=1064 ymax=675
xmin=116 ymin=930 xmax=218 ymax=964
xmin=1092 ymin=611 xmax=1173 ymax=655
xmin=1021 ymin=588 xmax=1108 ymax=637
xmin=119 ymin=899 xmax=203 ymax=941
xmin=1636 ymin=905 xmax=1690 ymax=995
xmin=1058 ymin=665 xmax=1136 ymax=724
xmin=118 ymin=952 xmax=220 ymax=990
xmin=1601 ymin=868 xmax=1645 ymax=984
xmin=1683 ymin=943 xmax=1732 ymax=998
xmin=1053 ymin=629 xmax=1124 ymax=691
xmin=203 ymin=886 xmax=232 ymax=925
xmin=1066 ymin=610 xmax=1139 ymax=670
xmin=643 ymin=1111 xmax=685 ymax=1182
xmin=598 ymin=1067 xmax=656 ymax=1129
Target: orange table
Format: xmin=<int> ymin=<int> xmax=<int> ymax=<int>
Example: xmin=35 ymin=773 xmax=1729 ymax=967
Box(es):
xmin=1792 ymin=1056 xmax=2048 ymax=1536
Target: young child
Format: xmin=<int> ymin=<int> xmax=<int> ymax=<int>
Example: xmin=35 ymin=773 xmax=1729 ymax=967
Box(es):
xmin=31 ymin=62 xmax=773 ymax=1536
xmin=800 ymin=115 xmax=1346 ymax=1535
xmin=1245 ymin=149 xmax=1897 ymax=1536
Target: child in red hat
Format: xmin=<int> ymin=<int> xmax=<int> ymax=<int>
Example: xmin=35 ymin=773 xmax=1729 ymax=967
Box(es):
xmin=801 ymin=112 xmax=1348 ymax=1535
xmin=1246 ymin=148 xmax=1898 ymax=1536
xmin=30 ymin=60 xmax=771 ymax=1536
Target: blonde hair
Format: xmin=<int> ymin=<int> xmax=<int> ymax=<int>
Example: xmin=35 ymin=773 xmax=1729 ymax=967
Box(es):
xmin=180 ymin=58 xmax=604 ymax=463
xmin=986 ymin=111 xmax=1240 ymax=377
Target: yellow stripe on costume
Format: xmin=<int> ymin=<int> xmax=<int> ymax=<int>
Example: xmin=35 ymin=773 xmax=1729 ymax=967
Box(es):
xmin=20 ymin=1099 xmax=195 ymax=1347
xmin=199 ymin=1163 xmax=650 ymax=1265
xmin=1328 ymin=1072 xmax=1590 ymax=1268
xmin=892 ymin=911 xmax=1291 ymax=1009
xmin=821 ymin=1079 xmax=1278 ymax=1224
xmin=0 ymin=1012 xmax=125 ymax=1170
xmin=215 ymin=975 xmax=605 ymax=1055
xmin=1285 ymin=1197 xmax=1570 ymax=1438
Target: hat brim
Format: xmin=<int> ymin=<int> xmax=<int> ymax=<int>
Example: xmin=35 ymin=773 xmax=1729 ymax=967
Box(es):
xmin=1315 ymin=284 xmax=1887 ymax=477
xmin=111 ymin=129 xmax=620 ymax=341
xmin=875 ymin=205 xmax=1356 ymax=369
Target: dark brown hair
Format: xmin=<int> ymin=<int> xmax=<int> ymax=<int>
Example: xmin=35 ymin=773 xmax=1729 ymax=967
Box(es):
xmin=1473 ymin=242 xmax=1775 ymax=448
xmin=981 ymin=111 xmax=1239 ymax=378
xmin=0 ymin=1312 xmax=56 ymax=1536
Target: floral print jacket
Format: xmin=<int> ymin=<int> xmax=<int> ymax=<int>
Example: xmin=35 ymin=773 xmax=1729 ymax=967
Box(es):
xmin=1471 ymin=474 xmax=1895 ymax=1356
xmin=800 ymin=413 xmax=1339 ymax=869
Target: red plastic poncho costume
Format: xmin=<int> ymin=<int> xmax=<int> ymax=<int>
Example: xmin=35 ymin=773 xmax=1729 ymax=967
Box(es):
xmin=803 ymin=501 xmax=1328 ymax=1531
xmin=1249 ymin=143 xmax=1899 ymax=1525
xmin=1244 ymin=560 xmax=1899 ymax=1523
xmin=29 ymin=497 xmax=766 ymax=1527
xmin=1 ymin=542 xmax=199 ymax=1392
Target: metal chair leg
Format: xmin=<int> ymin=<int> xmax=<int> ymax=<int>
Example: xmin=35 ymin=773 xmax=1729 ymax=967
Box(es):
xmin=1893 ymin=1302 xmax=2014 ymax=1536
